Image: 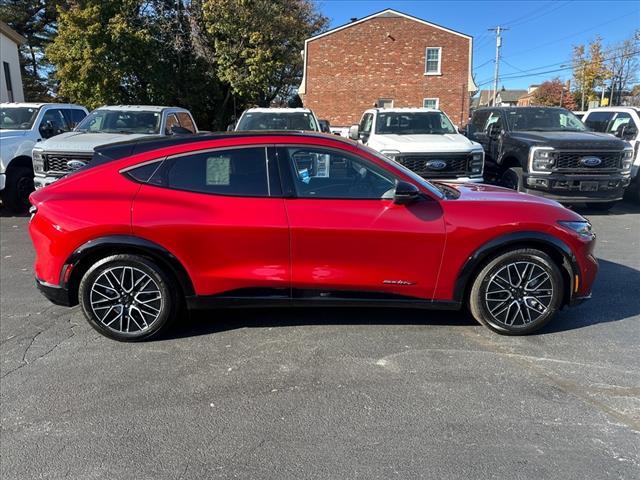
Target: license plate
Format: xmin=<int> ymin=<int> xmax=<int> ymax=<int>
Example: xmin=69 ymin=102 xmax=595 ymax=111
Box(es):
xmin=580 ymin=181 xmax=599 ymax=192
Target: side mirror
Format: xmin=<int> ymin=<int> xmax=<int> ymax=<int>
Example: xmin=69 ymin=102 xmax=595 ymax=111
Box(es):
xmin=393 ymin=180 xmax=421 ymax=205
xmin=39 ymin=120 xmax=55 ymax=139
xmin=227 ymin=123 xmax=235 ymax=131
xmin=348 ymin=124 xmax=360 ymax=140
xmin=488 ymin=123 xmax=501 ymax=138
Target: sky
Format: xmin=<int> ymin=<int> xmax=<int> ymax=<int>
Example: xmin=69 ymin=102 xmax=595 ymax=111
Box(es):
xmin=316 ymin=0 xmax=640 ymax=91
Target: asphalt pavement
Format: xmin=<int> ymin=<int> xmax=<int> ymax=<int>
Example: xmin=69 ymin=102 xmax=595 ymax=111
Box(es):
xmin=1 ymin=202 xmax=639 ymax=479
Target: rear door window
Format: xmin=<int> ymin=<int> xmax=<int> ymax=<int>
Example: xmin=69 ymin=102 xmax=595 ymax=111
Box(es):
xmin=149 ymin=147 xmax=271 ymax=196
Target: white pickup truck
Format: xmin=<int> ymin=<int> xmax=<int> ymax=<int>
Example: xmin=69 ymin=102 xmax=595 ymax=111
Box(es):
xmin=349 ymin=108 xmax=484 ymax=182
xmin=33 ymin=105 xmax=198 ymax=189
xmin=582 ymin=107 xmax=640 ymax=201
xmin=0 ymin=103 xmax=88 ymax=211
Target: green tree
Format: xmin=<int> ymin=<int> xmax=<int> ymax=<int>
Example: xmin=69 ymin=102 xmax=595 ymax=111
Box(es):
xmin=199 ymin=0 xmax=327 ymax=107
xmin=0 ymin=0 xmax=60 ymax=100
xmin=572 ymin=36 xmax=609 ymax=108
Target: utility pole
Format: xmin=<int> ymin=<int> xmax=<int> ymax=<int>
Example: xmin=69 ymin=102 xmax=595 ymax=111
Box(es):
xmin=489 ymin=26 xmax=508 ymax=106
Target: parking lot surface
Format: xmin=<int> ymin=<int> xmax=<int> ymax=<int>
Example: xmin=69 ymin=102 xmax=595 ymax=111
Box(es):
xmin=1 ymin=203 xmax=639 ymax=479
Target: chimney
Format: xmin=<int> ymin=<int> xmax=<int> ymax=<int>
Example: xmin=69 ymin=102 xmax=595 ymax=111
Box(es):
xmin=350 ymin=17 xmax=358 ymax=22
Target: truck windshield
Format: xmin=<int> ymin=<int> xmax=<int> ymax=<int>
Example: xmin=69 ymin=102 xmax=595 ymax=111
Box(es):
xmin=375 ymin=112 xmax=456 ymax=135
xmin=236 ymin=112 xmax=318 ymax=131
xmin=76 ymin=110 xmax=161 ymax=134
xmin=506 ymin=108 xmax=587 ymax=132
xmin=0 ymin=106 xmax=40 ymax=130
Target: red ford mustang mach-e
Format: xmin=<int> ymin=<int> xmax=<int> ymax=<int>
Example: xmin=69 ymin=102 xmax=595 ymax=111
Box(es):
xmin=29 ymin=132 xmax=597 ymax=341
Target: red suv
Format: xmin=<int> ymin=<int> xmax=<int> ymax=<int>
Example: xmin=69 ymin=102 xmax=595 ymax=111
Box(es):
xmin=29 ymin=133 xmax=597 ymax=341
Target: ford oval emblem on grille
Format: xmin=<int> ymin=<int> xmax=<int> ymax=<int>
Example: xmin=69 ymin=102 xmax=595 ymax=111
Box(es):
xmin=426 ymin=159 xmax=447 ymax=170
xmin=580 ymin=156 xmax=602 ymax=167
xmin=66 ymin=160 xmax=87 ymax=170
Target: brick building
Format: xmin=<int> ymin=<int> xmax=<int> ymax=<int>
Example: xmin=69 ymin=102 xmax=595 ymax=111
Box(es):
xmin=299 ymin=9 xmax=477 ymax=127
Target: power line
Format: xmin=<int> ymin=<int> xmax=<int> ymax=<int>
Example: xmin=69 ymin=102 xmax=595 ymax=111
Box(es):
xmin=474 ymin=49 xmax=640 ymax=88
xmin=504 ymin=0 xmax=572 ymax=28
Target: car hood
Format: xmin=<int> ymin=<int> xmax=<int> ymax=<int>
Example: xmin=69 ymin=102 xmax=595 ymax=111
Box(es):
xmin=441 ymin=181 xmax=563 ymax=207
xmin=38 ymin=131 xmax=153 ymax=152
xmin=0 ymin=129 xmax=28 ymax=140
xmin=510 ymin=130 xmax=627 ymax=150
xmin=373 ymin=134 xmax=480 ymax=152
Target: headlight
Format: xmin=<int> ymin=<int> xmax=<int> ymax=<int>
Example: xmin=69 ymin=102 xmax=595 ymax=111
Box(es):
xmin=380 ymin=150 xmax=400 ymax=161
xmin=32 ymin=149 xmax=44 ymax=173
xmin=529 ymin=147 xmax=555 ymax=173
xmin=622 ymin=148 xmax=633 ymax=170
xmin=470 ymin=151 xmax=484 ymax=176
xmin=558 ymin=220 xmax=594 ymax=239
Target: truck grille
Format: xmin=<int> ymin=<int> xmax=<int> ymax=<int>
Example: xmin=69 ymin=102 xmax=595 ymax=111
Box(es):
xmin=43 ymin=153 xmax=93 ymax=173
xmin=395 ymin=153 xmax=470 ymax=178
xmin=551 ymin=151 xmax=622 ymax=172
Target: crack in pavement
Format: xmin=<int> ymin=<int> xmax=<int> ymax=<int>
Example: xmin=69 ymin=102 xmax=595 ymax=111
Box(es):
xmin=460 ymin=329 xmax=640 ymax=432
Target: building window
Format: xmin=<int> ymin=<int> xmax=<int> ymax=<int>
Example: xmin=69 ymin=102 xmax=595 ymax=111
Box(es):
xmin=3 ymin=62 xmax=14 ymax=102
xmin=423 ymin=98 xmax=439 ymax=109
xmin=425 ymin=47 xmax=442 ymax=75
xmin=376 ymin=98 xmax=394 ymax=108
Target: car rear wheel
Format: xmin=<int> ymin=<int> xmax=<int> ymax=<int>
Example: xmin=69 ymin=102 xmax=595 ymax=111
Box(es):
xmin=78 ymin=254 xmax=178 ymax=341
xmin=500 ymin=167 xmax=524 ymax=192
xmin=468 ymin=248 xmax=563 ymax=335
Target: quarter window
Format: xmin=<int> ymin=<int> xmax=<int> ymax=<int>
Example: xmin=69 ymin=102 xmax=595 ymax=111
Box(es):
xmin=150 ymin=147 xmax=270 ymax=196
xmin=425 ymin=47 xmax=442 ymax=75
xmin=359 ymin=113 xmax=373 ymax=134
xmin=282 ymin=147 xmax=395 ymax=199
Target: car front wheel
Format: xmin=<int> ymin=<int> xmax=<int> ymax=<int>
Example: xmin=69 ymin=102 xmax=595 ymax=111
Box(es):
xmin=468 ymin=248 xmax=563 ymax=335
xmin=78 ymin=254 xmax=178 ymax=341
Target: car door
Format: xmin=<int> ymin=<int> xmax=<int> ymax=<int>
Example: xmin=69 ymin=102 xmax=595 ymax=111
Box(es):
xmin=277 ymin=143 xmax=446 ymax=301
xmin=132 ymin=145 xmax=290 ymax=297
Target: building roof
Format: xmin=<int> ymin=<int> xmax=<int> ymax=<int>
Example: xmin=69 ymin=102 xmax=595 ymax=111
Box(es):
xmin=0 ymin=21 xmax=26 ymax=45
xmin=498 ymin=90 xmax=528 ymax=102
xmin=306 ymin=9 xmax=472 ymax=43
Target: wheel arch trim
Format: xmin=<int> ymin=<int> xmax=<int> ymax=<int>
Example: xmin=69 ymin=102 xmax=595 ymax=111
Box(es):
xmin=63 ymin=235 xmax=195 ymax=298
xmin=453 ymin=231 xmax=578 ymax=305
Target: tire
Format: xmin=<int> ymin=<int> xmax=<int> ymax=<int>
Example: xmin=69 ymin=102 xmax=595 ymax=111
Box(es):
xmin=2 ymin=166 xmax=34 ymax=213
xmin=501 ymin=167 xmax=524 ymax=192
xmin=78 ymin=254 xmax=179 ymax=341
xmin=585 ymin=201 xmax=617 ymax=211
xmin=468 ymin=248 xmax=563 ymax=335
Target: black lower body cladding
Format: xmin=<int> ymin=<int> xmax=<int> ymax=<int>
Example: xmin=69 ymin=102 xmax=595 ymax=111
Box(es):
xmin=523 ymin=171 xmax=630 ymax=203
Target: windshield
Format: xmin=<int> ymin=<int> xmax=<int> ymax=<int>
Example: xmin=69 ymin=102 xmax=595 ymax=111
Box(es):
xmin=357 ymin=143 xmax=444 ymax=199
xmin=0 ymin=106 xmax=40 ymax=130
xmin=236 ymin=112 xmax=318 ymax=131
xmin=76 ymin=110 xmax=161 ymax=134
xmin=375 ymin=112 xmax=456 ymax=135
xmin=506 ymin=108 xmax=587 ymax=132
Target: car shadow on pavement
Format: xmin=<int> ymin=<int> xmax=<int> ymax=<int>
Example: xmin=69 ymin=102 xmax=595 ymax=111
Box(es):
xmin=573 ymin=200 xmax=640 ymax=216
xmin=167 ymin=258 xmax=640 ymax=340
xmin=539 ymin=258 xmax=640 ymax=334
xmin=167 ymin=307 xmax=475 ymax=340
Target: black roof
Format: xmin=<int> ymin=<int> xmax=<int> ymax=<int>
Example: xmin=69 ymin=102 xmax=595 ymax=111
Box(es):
xmin=93 ymin=131 xmax=355 ymax=163
xmin=474 ymin=106 xmax=570 ymax=112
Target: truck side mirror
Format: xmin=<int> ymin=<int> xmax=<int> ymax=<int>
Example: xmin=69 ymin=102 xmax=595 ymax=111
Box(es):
xmin=488 ymin=123 xmax=501 ymax=138
xmin=348 ymin=124 xmax=360 ymax=140
xmin=39 ymin=120 xmax=55 ymax=139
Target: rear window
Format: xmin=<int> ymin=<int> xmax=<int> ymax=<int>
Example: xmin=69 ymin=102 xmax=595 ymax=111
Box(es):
xmin=236 ymin=112 xmax=318 ymax=131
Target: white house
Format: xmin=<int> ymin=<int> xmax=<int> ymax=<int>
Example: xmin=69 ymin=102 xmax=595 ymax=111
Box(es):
xmin=0 ymin=21 xmax=25 ymax=103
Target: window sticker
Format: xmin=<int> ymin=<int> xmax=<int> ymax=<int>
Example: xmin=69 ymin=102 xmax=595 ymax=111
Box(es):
xmin=206 ymin=156 xmax=231 ymax=185
xmin=315 ymin=154 xmax=330 ymax=178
